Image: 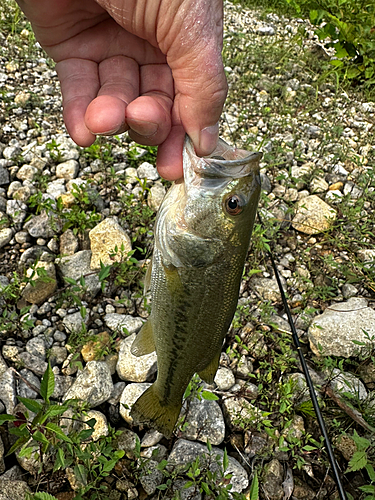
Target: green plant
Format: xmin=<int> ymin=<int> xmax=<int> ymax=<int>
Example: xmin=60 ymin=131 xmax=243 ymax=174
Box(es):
xmin=126 ymin=144 xmax=157 ymax=169
xmin=0 ymin=364 xmax=124 ymax=500
xmin=286 ymin=0 xmax=375 ymax=86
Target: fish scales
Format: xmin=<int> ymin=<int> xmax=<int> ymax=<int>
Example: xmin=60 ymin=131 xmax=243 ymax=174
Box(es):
xmin=130 ymin=135 xmax=262 ymax=437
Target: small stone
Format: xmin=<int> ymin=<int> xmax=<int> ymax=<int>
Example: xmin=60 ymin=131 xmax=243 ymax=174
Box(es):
xmin=141 ymin=429 xmax=164 ymax=447
xmin=0 ymin=369 xmax=17 ymax=413
xmin=62 ymin=311 xmax=88 ymax=334
xmin=148 ymin=183 xmax=166 ymax=211
xmin=24 ymin=212 xmax=56 ymax=239
xmin=89 ymin=218 xmax=132 ymax=269
xmin=81 ymin=331 xmax=112 ymax=362
xmin=250 ymin=276 xmax=281 ymax=302
xmin=214 ymin=367 xmax=235 ymax=391
xmin=137 ymin=162 xmax=159 ymax=181
xmin=179 ymin=398 xmax=225 ymax=445
xmin=329 ymin=181 xmax=344 ymax=191
xmin=17 ymin=352 xmax=48 ymax=376
xmin=14 ymin=91 xmax=31 ymax=106
xmin=59 ymin=192 xmax=75 ymax=208
xmin=0 ymin=480 xmax=31 ymax=500
xmin=257 ymin=25 xmax=275 ymax=36
xmin=292 ymin=195 xmax=336 ymax=234
xmin=342 ymin=283 xmax=358 ymax=299
xmin=6 ymin=199 xmax=27 ymax=224
xmin=22 ymin=261 xmax=57 ymax=304
xmin=0 ymin=228 xmax=12 ymax=249
xmin=26 ymin=337 xmax=47 ymax=359
xmin=60 ymin=229 xmax=79 ymax=255
xmin=80 ymin=410 xmax=109 ymax=441
xmin=116 ymin=333 xmax=157 ymax=382
xmin=330 ymin=369 xmax=367 ymax=400
xmin=335 ymin=434 xmax=357 ymax=461
xmin=308 ymin=297 xmax=375 ymax=357
xmin=168 ymin=439 xmax=248 ymax=493
xmin=119 ymin=382 xmax=152 ymax=424
xmin=0 ymin=167 xmax=9 ymax=185
xmin=49 ymin=346 xmax=68 ymax=365
xmin=56 ymin=159 xmax=79 ymax=179
xmin=17 ymin=369 xmax=40 ymax=399
xmin=222 ymin=397 xmax=262 ymax=431
xmin=139 ymin=460 xmax=163 ymax=495
xmin=16 ymin=164 xmax=38 ymax=181
xmin=57 ymin=250 xmax=101 ymax=296
xmin=104 ymin=313 xmax=143 ymax=335
xmin=46 ymin=179 xmax=66 ymax=198
xmin=310 ymin=177 xmax=329 ymax=193
xmin=262 ymin=459 xmax=284 ymax=500
xmin=63 ymin=361 xmax=114 ymax=407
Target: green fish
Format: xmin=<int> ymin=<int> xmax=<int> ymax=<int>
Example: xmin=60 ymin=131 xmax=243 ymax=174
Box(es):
xmin=130 ymin=136 xmax=261 ymax=437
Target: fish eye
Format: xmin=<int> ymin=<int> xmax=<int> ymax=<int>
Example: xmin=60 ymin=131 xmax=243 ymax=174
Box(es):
xmin=224 ymin=194 xmax=244 ymax=216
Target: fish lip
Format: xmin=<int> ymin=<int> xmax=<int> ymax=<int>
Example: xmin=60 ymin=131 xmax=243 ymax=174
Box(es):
xmin=183 ymin=135 xmax=262 ymax=179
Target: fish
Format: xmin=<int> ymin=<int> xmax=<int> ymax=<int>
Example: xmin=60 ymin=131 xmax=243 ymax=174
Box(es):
xmin=130 ymin=135 xmax=262 ymax=437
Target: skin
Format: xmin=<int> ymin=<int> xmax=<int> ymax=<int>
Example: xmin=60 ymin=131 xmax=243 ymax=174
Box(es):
xmin=16 ymin=0 xmax=228 ymax=180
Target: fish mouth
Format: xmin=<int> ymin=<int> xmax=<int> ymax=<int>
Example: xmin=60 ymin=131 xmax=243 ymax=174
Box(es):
xmin=183 ymin=135 xmax=262 ymax=180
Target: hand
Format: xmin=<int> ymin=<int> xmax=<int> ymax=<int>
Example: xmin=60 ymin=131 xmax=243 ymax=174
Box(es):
xmin=16 ymin=0 xmax=227 ymax=180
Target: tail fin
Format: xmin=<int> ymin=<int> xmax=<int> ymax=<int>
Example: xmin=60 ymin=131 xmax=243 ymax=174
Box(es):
xmin=130 ymin=385 xmax=181 ymax=438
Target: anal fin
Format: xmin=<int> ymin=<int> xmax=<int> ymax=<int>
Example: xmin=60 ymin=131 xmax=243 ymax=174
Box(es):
xmin=198 ymin=350 xmax=221 ymax=385
xmin=131 ymin=320 xmax=155 ymax=356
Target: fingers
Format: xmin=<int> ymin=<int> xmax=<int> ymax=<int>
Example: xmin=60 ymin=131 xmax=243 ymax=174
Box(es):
xmin=156 ymin=124 xmax=185 ymax=181
xmin=56 ymin=59 xmax=99 ymax=147
xmin=127 ymin=64 xmax=173 ymax=146
xmin=85 ymin=56 xmax=139 ymax=136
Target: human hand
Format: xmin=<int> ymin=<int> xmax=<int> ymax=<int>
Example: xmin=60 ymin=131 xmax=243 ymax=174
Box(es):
xmin=16 ymin=0 xmax=227 ymax=180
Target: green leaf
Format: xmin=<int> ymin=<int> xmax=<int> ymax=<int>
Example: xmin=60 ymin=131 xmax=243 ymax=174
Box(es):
xmin=0 ymin=414 xmax=17 ymax=423
xmin=18 ymin=446 xmax=35 ymax=458
xmin=17 ymin=397 xmax=42 ymax=413
xmin=359 ymin=485 xmax=375 ymax=494
xmin=45 ymin=422 xmax=72 ymax=443
xmin=30 ymin=493 xmax=59 ymax=500
xmin=101 ymin=459 xmax=118 ymax=473
xmin=302 ymin=445 xmax=317 ymax=451
xmin=74 ymin=464 xmax=88 ymax=487
xmin=40 ymin=363 xmax=55 ymax=403
xmin=352 ymin=430 xmax=370 ymax=451
xmin=201 ymin=390 xmax=219 ymax=401
xmin=347 ymin=451 xmax=367 ymax=472
xmin=249 ymin=472 xmax=259 ymax=500
xmin=366 ymin=463 xmax=375 ymax=482
xmin=157 ymin=484 xmax=168 ymax=491
xmin=32 ymin=430 xmax=50 ymax=447
xmin=223 ymin=448 xmax=229 ymax=472
xmin=7 ymin=436 xmax=29 ymax=456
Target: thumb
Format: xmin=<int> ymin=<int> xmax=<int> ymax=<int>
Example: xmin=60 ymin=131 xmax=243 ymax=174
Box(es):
xmin=159 ymin=0 xmax=227 ymax=156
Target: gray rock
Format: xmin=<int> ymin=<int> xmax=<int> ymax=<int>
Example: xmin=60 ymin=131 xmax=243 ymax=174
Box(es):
xmin=117 ymin=333 xmax=157 ymax=382
xmin=250 ymin=276 xmax=281 ymax=302
xmin=168 ymin=439 xmax=248 ymax=493
xmin=357 ymin=249 xmax=375 ymax=270
xmin=17 ymin=352 xmax=47 ymax=376
xmin=262 ymin=459 xmax=284 ymax=500
xmin=0 ymin=167 xmax=9 ymax=185
xmin=115 ymin=428 xmax=139 ymax=457
xmin=139 ymin=460 xmax=163 ymax=495
xmin=0 ymin=355 xmax=7 ymax=378
xmin=0 ymin=369 xmax=16 ymax=414
xmin=120 ymin=382 xmax=152 ymax=424
xmin=56 ymin=159 xmax=79 ymax=179
xmin=0 ymin=228 xmax=12 ymax=249
xmin=49 ymin=346 xmax=68 ymax=365
xmin=108 ymin=381 xmax=126 ymax=405
xmin=62 ymin=311 xmax=89 ymax=334
xmin=6 ymin=199 xmax=27 ymax=224
xmin=57 ymin=250 xmax=101 ymax=296
xmin=17 ymin=369 xmax=40 ymax=399
xmin=214 ymin=367 xmax=235 ymax=391
xmin=46 ymin=178 xmax=66 ymax=198
xmin=308 ymin=297 xmax=375 ymax=357
xmin=0 ymin=480 xmax=31 ymax=500
xmin=59 ymin=229 xmax=79 ymax=255
xmin=342 ymin=283 xmax=358 ymax=299
xmin=222 ymin=396 xmax=262 ymax=431
xmin=52 ymin=374 xmax=74 ymax=398
xmin=141 ymin=429 xmax=164 ymax=447
xmin=104 ymin=313 xmax=143 ymax=335
xmin=137 ymin=162 xmax=159 ymax=181
xmin=24 ymin=212 xmax=56 ymax=238
xmin=330 ymin=369 xmax=367 ymax=400
xmin=26 ymin=337 xmax=47 ymax=359
xmin=3 ymin=145 xmax=21 ymax=159
xmin=63 ymin=361 xmax=113 ymax=407
xmin=179 ymin=398 xmax=225 ymax=445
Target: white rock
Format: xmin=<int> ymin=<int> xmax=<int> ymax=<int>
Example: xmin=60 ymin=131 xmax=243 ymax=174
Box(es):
xmin=89 ymin=218 xmax=132 ymax=269
xmin=63 ymin=361 xmax=113 ymax=407
xmin=116 ymin=333 xmax=157 ymax=382
xmin=56 ymin=159 xmax=79 ymax=179
xmin=120 ymin=382 xmax=152 ymax=424
xmin=292 ymin=195 xmax=336 ymax=234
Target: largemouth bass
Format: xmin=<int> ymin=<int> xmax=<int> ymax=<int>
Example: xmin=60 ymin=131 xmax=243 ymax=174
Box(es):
xmin=130 ymin=136 xmax=261 ymax=437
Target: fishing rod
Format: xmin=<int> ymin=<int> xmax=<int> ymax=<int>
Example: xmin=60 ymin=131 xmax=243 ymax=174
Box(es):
xmin=257 ymin=213 xmax=348 ymax=500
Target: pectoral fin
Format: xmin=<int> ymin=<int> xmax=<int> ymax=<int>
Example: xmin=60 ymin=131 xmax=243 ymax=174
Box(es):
xmin=131 ymin=320 xmax=155 ymax=356
xmin=198 ymin=350 xmax=221 ymax=385
xmin=143 ymin=257 xmax=152 ymax=293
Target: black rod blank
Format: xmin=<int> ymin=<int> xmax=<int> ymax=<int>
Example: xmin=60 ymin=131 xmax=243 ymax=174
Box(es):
xmin=258 ymin=214 xmax=347 ymax=500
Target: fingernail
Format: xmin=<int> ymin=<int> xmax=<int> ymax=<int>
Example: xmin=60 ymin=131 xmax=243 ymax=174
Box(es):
xmin=130 ymin=120 xmax=158 ymax=137
xmin=199 ymin=123 xmax=219 ymax=155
